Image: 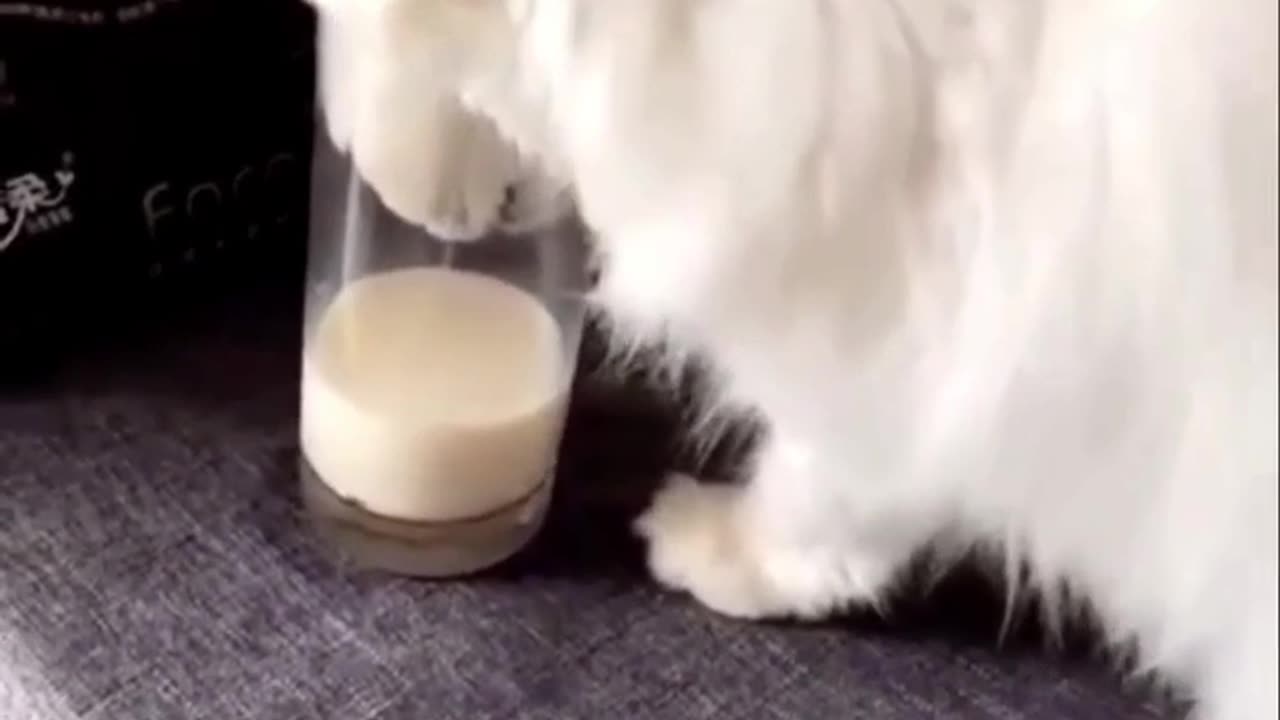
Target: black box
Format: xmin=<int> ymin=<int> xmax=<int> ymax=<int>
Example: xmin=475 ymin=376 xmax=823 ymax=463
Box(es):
xmin=0 ymin=0 xmax=315 ymax=361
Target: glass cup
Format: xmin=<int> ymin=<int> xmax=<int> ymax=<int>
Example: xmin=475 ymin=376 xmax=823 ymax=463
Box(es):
xmin=298 ymin=43 xmax=587 ymax=578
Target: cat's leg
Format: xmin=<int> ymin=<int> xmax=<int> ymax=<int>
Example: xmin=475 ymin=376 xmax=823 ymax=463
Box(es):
xmin=636 ymin=431 xmax=935 ymax=620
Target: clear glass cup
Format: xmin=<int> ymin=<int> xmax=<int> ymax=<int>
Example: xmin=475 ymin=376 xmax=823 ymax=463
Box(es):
xmin=298 ymin=69 xmax=587 ymax=578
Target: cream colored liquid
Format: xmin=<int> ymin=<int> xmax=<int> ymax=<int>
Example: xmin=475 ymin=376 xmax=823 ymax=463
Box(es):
xmin=301 ymin=268 xmax=569 ymax=522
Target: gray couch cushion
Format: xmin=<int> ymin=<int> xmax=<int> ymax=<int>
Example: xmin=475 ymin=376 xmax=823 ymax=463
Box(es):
xmin=0 ymin=291 xmax=1174 ymax=719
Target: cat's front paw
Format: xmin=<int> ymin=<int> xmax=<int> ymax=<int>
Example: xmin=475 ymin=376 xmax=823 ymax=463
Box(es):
xmin=352 ymin=99 xmax=516 ymax=242
xmin=634 ymin=475 xmax=784 ymax=619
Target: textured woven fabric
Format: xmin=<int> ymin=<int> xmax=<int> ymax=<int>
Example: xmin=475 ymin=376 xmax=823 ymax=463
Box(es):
xmin=0 ymin=290 xmax=1175 ymax=720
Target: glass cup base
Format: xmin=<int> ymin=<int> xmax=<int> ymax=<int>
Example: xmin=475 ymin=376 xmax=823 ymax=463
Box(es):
xmin=299 ymin=455 xmax=552 ymax=578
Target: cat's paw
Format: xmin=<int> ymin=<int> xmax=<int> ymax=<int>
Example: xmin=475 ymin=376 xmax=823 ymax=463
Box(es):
xmin=352 ymin=100 xmax=517 ymax=242
xmin=636 ymin=473 xmax=895 ymax=621
xmin=634 ymin=475 xmax=785 ymax=619
xmin=417 ymin=152 xmax=511 ymax=243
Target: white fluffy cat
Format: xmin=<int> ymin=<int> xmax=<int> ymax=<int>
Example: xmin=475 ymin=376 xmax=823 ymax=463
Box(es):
xmin=306 ymin=1 xmax=1278 ymax=717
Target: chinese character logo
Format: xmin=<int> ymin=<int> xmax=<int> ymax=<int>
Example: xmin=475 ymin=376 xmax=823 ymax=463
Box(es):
xmin=0 ymin=153 xmax=76 ymax=253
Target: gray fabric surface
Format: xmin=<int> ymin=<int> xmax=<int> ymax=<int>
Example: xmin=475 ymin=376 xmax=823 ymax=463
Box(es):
xmin=0 ymin=293 xmax=1174 ymax=720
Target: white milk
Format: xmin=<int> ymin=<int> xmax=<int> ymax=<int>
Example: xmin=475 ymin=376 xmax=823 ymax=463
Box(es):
xmin=300 ymin=267 xmax=569 ymax=522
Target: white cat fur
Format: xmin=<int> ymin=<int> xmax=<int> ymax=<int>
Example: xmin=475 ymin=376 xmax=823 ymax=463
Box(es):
xmin=306 ymin=1 xmax=1278 ymax=717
